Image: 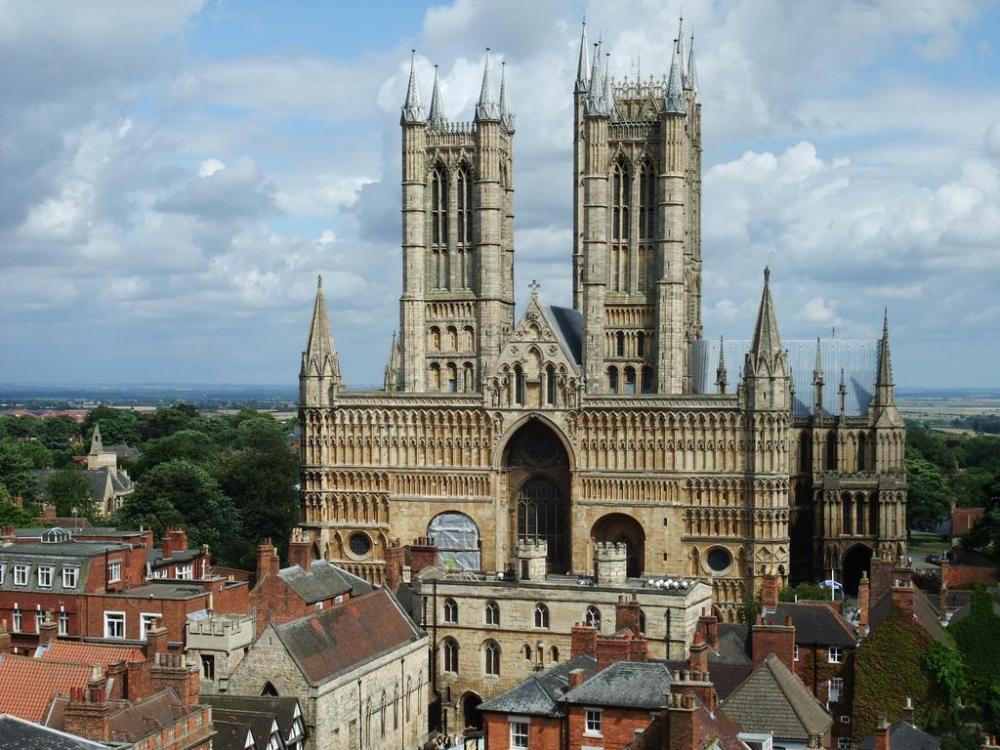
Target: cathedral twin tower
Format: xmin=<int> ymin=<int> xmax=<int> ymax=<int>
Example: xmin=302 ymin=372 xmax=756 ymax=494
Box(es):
xmin=296 ymin=23 xmax=907 ymax=620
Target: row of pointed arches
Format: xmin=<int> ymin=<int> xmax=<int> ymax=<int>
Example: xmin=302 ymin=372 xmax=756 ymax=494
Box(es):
xmin=609 ymin=156 xmax=657 ymax=293
xmin=428 ymin=324 xmax=475 ymax=352
xmin=428 ymin=163 xmax=474 ymax=290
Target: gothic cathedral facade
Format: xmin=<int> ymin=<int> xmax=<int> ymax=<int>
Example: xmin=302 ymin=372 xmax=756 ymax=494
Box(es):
xmin=296 ymin=28 xmax=907 ymax=620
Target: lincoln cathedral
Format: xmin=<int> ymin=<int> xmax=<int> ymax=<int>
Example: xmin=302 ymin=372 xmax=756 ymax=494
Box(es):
xmin=295 ymin=24 xmax=907 ymax=619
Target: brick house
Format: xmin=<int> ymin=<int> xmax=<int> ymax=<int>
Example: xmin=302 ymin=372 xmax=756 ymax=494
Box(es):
xmin=0 ymin=620 xmax=213 ymax=749
xmin=249 ymin=537 xmax=373 ymax=636
xmin=0 ymin=526 xmax=248 ymax=651
xmin=228 ymin=587 xmax=429 ymax=750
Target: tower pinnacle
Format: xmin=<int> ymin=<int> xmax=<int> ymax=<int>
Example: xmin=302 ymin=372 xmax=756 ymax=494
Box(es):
xmin=475 ymin=49 xmax=500 ymax=121
xmin=428 ymin=65 xmax=446 ymax=128
xmin=686 ymin=31 xmax=699 ymax=96
xmin=575 ymin=21 xmax=590 ymax=92
xmin=716 ymin=337 xmax=728 ymax=394
xmin=586 ymin=41 xmax=604 ymax=115
xmin=664 ymin=30 xmax=686 ymax=114
xmin=499 ymin=61 xmax=514 ymax=130
xmin=400 ymin=50 xmax=424 ymax=124
xmin=302 ymin=274 xmax=341 ymax=384
xmin=749 ymin=267 xmax=782 ymax=362
xmin=875 ymin=308 xmax=895 ymax=406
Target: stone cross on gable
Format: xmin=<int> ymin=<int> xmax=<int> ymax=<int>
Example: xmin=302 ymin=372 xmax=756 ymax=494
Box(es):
xmin=528 ymin=279 xmax=541 ymax=296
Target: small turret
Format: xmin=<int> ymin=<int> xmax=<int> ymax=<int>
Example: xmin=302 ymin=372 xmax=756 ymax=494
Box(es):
xmin=585 ymin=41 xmax=604 ymax=115
xmin=89 ymin=423 xmax=104 ymax=455
xmin=400 ymin=50 xmax=424 ymax=124
xmin=300 ymin=275 xmax=342 ymax=407
xmin=383 ymin=331 xmax=401 ymax=391
xmin=838 ymin=368 xmax=847 ymax=415
xmin=427 ymin=65 xmax=446 ymax=128
xmin=575 ymin=21 xmax=590 ymax=93
xmin=686 ymin=32 xmax=699 ymax=96
xmin=475 ymin=49 xmax=500 ymax=121
xmin=601 ymin=53 xmax=616 ymax=120
xmin=875 ymin=309 xmax=895 ymax=407
xmin=663 ymin=31 xmax=686 ymax=114
xmin=499 ymin=61 xmax=514 ymax=131
xmin=812 ymin=338 xmax=824 ymax=415
xmin=716 ymin=337 xmax=728 ymax=394
xmin=742 ymin=268 xmax=789 ymax=410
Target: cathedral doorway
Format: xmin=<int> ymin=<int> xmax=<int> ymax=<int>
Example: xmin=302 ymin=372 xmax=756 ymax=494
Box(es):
xmin=842 ymin=543 xmax=873 ymax=597
xmin=591 ymin=514 xmax=645 ymax=577
xmin=460 ymin=692 xmax=483 ymax=731
xmin=503 ymin=420 xmax=571 ymax=573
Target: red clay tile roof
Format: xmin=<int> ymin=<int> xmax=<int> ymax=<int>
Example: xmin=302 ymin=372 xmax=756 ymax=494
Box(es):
xmin=274 ymin=588 xmax=423 ymax=686
xmin=0 ymin=655 xmax=95 ymax=723
xmin=41 ymin=642 xmax=145 ymax=666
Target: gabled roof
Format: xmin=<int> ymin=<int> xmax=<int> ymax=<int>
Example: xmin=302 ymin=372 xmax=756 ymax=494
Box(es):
xmin=273 ymin=588 xmax=424 ymax=686
xmin=562 ymin=660 xmax=673 ymax=710
xmin=870 ymin=590 xmax=949 ymax=643
xmin=775 ymin=602 xmax=858 ymax=648
xmin=0 ymin=713 xmax=108 ymax=750
xmin=39 ymin=642 xmax=145 ymax=666
xmin=210 ymin=708 xmax=281 ymax=750
xmin=0 ymin=655 xmax=95 ymax=723
xmin=214 ymin=720 xmax=256 ymax=750
xmin=278 ymin=560 xmax=373 ymax=604
xmin=48 ymin=689 xmax=198 ymax=743
xmin=479 ymin=655 xmax=597 ymax=718
xmin=720 ymin=654 xmax=832 ymax=741
xmin=201 ymin=694 xmax=304 ymax=743
xmin=625 ymin=694 xmax=746 ymax=750
xmin=546 ymin=305 xmax=583 ymax=365
xmin=859 ymin=722 xmax=941 ymax=750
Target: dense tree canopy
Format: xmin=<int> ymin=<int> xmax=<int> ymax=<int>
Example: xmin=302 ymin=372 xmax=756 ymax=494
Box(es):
xmin=45 ymin=468 xmax=98 ymax=519
xmin=906 ymin=453 xmax=952 ymax=533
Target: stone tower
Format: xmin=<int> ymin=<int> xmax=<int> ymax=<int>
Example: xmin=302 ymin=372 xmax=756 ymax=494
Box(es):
xmin=575 ymin=20 xmax=702 ymax=396
xmin=394 ymin=51 xmax=516 ymax=393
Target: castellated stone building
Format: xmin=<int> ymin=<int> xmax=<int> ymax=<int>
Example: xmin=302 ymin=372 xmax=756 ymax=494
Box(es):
xmin=295 ymin=25 xmax=907 ymax=621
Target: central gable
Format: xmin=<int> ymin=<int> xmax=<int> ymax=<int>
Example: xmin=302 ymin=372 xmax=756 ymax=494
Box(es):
xmin=484 ymin=293 xmax=582 ymax=409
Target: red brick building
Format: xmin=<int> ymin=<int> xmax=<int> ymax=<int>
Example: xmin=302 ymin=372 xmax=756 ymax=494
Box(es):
xmin=249 ymin=536 xmax=373 ymax=635
xmin=0 ymin=525 xmax=248 ymax=651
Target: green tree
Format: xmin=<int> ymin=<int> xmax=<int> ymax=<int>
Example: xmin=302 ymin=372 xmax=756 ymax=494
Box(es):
xmin=906 ymin=453 xmax=951 ymax=534
xmin=951 ymin=466 xmax=998 ymax=508
xmin=0 ymin=440 xmax=37 ymax=500
xmin=139 ymin=404 xmax=200 ymax=441
xmin=216 ymin=417 xmax=299 ymax=569
xmin=116 ymin=459 xmax=238 ymax=559
xmin=83 ymin=406 xmax=141 ymax=445
xmin=0 ymin=484 xmax=40 ymax=526
xmin=19 ymin=440 xmax=53 ymax=469
xmin=950 ymin=588 xmax=1000 ymax=698
xmin=45 ymin=468 xmax=98 ymax=519
xmin=132 ymin=430 xmax=219 ymax=478
xmin=780 ymin=581 xmax=830 ymax=602
xmin=922 ymin=641 xmax=967 ymax=730
xmin=38 ymin=416 xmax=81 ymax=450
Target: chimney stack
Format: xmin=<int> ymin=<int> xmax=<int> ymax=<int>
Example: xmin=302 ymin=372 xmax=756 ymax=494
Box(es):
xmin=902 ymin=697 xmax=914 ymax=725
xmin=858 ymin=571 xmax=871 ymax=636
xmin=751 ymin=614 xmax=796 ymax=670
xmin=287 ymin=529 xmax=313 ymax=572
xmin=699 ymin=609 xmax=719 ymax=651
xmin=689 ymin=632 xmax=709 ymax=674
xmin=875 ymin=717 xmax=891 ymax=750
xmin=162 ymin=527 xmax=188 ymax=559
xmin=568 ymin=668 xmax=587 ymax=689
xmin=409 ymin=536 xmax=439 ymax=577
xmin=256 ymin=538 xmax=280 ymax=581
xmin=385 ymin=540 xmax=404 ymax=591
xmin=761 ymin=574 xmax=780 ymax=612
xmin=38 ymin=611 xmax=58 ymax=647
xmin=615 ymin=593 xmax=642 ymax=634
xmin=571 ymin=623 xmax=598 ymax=659
xmin=890 ymin=581 xmax=915 ymax=622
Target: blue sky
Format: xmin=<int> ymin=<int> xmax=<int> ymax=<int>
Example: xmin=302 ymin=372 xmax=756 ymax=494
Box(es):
xmin=2 ymin=0 xmax=999 ymax=387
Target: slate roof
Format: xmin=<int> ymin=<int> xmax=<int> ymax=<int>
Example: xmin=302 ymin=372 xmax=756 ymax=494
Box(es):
xmin=859 ymin=722 xmax=941 ymax=750
xmin=667 ymin=624 xmax=753 ymax=700
xmin=209 ymin=708 xmax=281 ymax=750
xmin=274 ymin=588 xmax=423 ymax=686
xmin=278 ymin=560 xmax=373 ymax=604
xmin=691 ymin=338 xmax=879 ymax=416
xmin=720 ymin=654 xmax=832 ymax=741
xmin=775 ymin=602 xmax=858 ymax=647
xmin=870 ymin=589 xmax=949 ymax=643
xmin=0 ymin=655 xmax=95 ymax=723
xmin=562 ymin=660 xmax=673 ymax=710
xmin=214 ymin=720 xmax=256 ymax=750
xmin=201 ymin=694 xmax=304 ymax=744
xmin=546 ymin=305 xmax=584 ymax=365
xmin=478 ymin=655 xmax=597 ymax=718
xmin=39 ymin=642 xmax=145 ymax=666
xmin=48 ymin=689 xmax=197 ymax=744
xmin=0 ymin=714 xmax=108 ymax=750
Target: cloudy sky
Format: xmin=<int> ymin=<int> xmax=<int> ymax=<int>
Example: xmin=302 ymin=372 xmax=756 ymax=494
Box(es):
xmin=2 ymin=0 xmax=999 ymax=388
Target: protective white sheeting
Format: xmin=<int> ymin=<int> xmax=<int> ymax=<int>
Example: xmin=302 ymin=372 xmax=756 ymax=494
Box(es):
xmin=428 ymin=511 xmax=481 ymax=570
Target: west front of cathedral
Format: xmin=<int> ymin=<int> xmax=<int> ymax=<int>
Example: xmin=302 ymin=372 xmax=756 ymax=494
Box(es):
xmin=295 ymin=28 xmax=907 ymax=620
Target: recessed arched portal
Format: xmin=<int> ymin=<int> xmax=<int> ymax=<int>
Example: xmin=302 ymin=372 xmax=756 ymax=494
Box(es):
xmin=591 ymin=513 xmax=646 ymax=577
xmin=503 ymin=420 xmax=571 ymax=573
xmin=842 ymin=543 xmax=873 ymax=597
xmin=461 ymin=691 xmax=483 ymax=731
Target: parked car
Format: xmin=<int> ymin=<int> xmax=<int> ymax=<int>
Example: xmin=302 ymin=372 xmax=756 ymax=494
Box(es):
xmin=925 ymin=553 xmax=942 ymax=565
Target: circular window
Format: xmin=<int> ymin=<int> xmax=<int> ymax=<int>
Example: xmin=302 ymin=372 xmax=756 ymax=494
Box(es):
xmin=348 ymin=532 xmax=372 ymax=558
xmin=706 ymin=547 xmax=732 ymax=574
